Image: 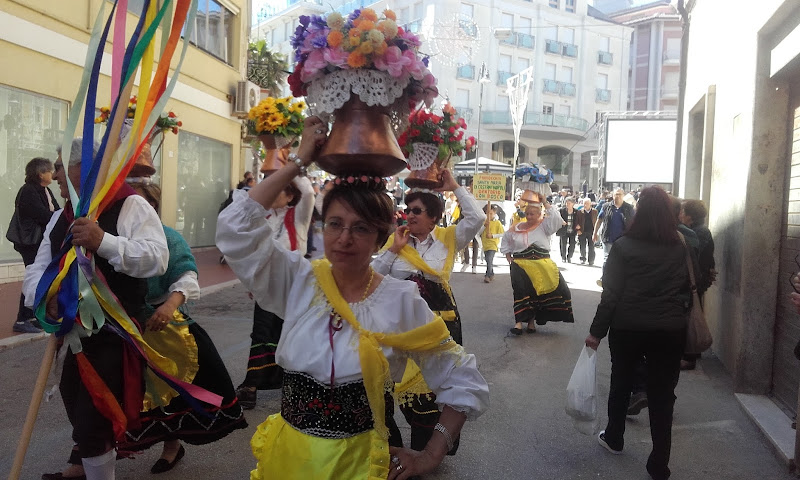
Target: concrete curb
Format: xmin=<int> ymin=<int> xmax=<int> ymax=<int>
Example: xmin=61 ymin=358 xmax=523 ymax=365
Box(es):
xmin=0 ymin=279 xmax=242 ymax=353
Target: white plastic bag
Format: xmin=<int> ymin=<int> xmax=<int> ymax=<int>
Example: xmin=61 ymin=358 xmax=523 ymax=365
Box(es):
xmin=565 ymin=346 xmax=598 ymax=435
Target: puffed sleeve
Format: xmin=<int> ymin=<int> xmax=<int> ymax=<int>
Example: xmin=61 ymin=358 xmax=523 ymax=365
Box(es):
xmin=216 ymin=189 xmax=305 ymax=318
xmin=499 ymin=230 xmax=515 ymax=255
xmin=405 ymin=294 xmax=490 ymax=420
xmin=540 ymin=204 xmax=566 ymax=237
xmin=453 ymin=186 xmax=486 ymax=251
xmin=292 ymin=176 xmax=315 ymax=255
xmin=169 ymin=271 xmax=201 ymax=301
xmin=371 ymin=249 xmax=398 ymax=276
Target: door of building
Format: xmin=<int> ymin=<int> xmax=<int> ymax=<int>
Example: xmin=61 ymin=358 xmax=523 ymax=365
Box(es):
xmin=773 ymin=77 xmax=800 ymax=415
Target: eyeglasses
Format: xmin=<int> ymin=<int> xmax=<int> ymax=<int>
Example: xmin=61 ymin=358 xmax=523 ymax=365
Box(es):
xmin=54 ymin=163 xmax=63 ymax=173
xmin=323 ymin=219 xmax=377 ymax=238
xmin=404 ymin=207 xmax=427 ymax=215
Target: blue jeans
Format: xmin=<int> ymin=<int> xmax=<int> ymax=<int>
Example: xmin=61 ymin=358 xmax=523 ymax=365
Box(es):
xmin=484 ymin=250 xmax=496 ymax=278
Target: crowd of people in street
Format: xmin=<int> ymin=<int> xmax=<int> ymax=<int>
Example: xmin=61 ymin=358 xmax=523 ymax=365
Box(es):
xmin=8 ymin=110 xmax=731 ymax=480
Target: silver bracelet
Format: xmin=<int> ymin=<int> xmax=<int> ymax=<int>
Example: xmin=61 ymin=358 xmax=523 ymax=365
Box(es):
xmin=434 ymin=423 xmax=454 ymax=452
xmin=288 ymin=153 xmax=307 ymax=176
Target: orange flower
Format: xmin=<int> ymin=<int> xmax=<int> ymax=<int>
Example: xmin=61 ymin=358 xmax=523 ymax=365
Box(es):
xmin=383 ymin=9 xmax=396 ymax=21
xmin=347 ymin=51 xmax=367 ymax=68
xmin=327 ymin=30 xmax=344 ymax=47
xmin=358 ymin=20 xmax=375 ymax=31
xmin=360 ymin=8 xmax=378 ymax=22
xmin=349 ymin=35 xmax=361 ymax=47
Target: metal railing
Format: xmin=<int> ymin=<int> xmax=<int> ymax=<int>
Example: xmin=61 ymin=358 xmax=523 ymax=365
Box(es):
xmin=478 ymin=110 xmax=590 ymax=131
xmin=455 ymin=107 xmax=474 ymax=121
xmin=457 ymin=64 xmax=475 ymax=79
xmin=598 ymin=51 xmax=613 ymax=65
xmin=596 ymin=88 xmax=611 ymax=103
xmin=404 ymin=19 xmax=422 ymax=34
xmin=545 ymin=39 xmax=561 ymax=54
xmin=560 ymin=82 xmax=576 ymax=97
xmin=497 ymin=71 xmax=513 ymax=86
xmin=562 ymin=43 xmax=578 ymax=57
xmin=517 ymin=33 xmax=535 ymax=49
xmin=543 ymin=78 xmax=560 ymax=94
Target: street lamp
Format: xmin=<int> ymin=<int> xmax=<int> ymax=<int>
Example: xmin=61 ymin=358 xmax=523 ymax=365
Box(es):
xmin=474 ymin=62 xmax=491 ymax=175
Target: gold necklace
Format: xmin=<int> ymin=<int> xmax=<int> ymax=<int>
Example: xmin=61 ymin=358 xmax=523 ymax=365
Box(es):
xmin=360 ymin=268 xmax=375 ymax=302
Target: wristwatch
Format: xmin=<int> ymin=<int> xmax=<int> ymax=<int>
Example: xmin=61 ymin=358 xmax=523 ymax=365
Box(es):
xmin=288 ymin=153 xmax=307 ymax=176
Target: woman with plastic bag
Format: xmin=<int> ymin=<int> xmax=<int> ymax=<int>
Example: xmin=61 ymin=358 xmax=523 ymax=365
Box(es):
xmin=584 ymin=186 xmax=694 ymax=480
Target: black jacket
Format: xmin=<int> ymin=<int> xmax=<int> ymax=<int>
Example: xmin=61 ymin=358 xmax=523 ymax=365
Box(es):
xmin=589 ymin=235 xmax=694 ymax=339
xmin=14 ymin=182 xmax=59 ymax=246
xmin=598 ymin=201 xmax=634 ymax=242
xmin=556 ymin=208 xmax=578 ymax=237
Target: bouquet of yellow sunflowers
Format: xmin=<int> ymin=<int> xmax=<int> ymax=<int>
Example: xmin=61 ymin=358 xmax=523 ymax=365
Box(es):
xmin=247 ymin=96 xmax=306 ymax=137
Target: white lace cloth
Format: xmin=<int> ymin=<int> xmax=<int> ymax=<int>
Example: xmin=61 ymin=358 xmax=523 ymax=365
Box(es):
xmin=407 ymin=142 xmax=440 ymax=170
xmin=306 ymin=70 xmax=412 ymax=134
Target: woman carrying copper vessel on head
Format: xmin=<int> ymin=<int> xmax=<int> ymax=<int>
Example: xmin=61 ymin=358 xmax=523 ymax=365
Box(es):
xmin=372 ymin=172 xmax=485 ymax=453
xmin=500 ymin=191 xmax=574 ymax=335
xmin=216 ymin=117 xmax=489 ymax=480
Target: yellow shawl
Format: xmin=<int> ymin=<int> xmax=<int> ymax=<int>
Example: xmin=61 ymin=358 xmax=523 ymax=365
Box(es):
xmin=311 ymin=259 xmax=454 ymax=479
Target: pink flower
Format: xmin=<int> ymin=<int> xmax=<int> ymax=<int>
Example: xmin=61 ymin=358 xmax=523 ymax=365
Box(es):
xmin=403 ymin=51 xmax=426 ymax=79
xmin=373 ymin=46 xmax=411 ymax=77
xmin=421 ymin=73 xmax=436 ymax=89
xmin=360 ymin=175 xmax=368 ymax=182
xmin=347 ymin=176 xmax=355 ymax=183
xmin=323 ymin=47 xmax=349 ymax=68
xmin=301 ymin=50 xmax=328 ymax=82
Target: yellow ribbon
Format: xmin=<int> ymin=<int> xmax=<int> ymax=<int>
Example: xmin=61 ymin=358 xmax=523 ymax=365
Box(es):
xmin=382 ymin=225 xmax=457 ymax=303
xmin=311 ymin=259 xmax=453 ymax=479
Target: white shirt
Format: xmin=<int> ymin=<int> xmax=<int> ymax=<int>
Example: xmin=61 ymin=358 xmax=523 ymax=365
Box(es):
xmin=23 ymin=195 xmax=169 ymax=307
xmin=268 ymin=176 xmax=314 ymax=255
xmin=500 ymin=205 xmax=564 ymax=254
xmin=371 ymin=186 xmax=485 ymax=282
xmin=216 ymin=190 xmax=489 ymax=418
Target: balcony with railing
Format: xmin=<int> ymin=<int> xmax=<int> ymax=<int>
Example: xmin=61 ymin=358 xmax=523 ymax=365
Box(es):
xmin=560 ymin=82 xmax=576 ymax=97
xmin=545 ymin=39 xmax=561 ymax=54
xmin=596 ymin=88 xmax=611 ymax=103
xmin=457 ymin=64 xmax=476 ymax=79
xmin=598 ymin=50 xmax=613 ymax=65
xmin=562 ymin=43 xmax=578 ymax=57
xmin=543 ymin=78 xmax=560 ymax=94
xmin=404 ymin=19 xmax=422 ymax=34
xmin=497 ymin=71 xmax=513 ymax=86
xmin=501 ymin=32 xmax=516 ymax=45
xmin=479 ymin=110 xmax=590 ymax=132
xmin=517 ymin=33 xmax=535 ymax=49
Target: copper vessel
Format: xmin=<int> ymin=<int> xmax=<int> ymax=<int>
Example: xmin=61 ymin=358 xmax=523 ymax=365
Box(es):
xmin=128 ymin=135 xmax=156 ymax=177
xmin=258 ymin=134 xmax=293 ymax=174
xmin=317 ymin=97 xmax=406 ymax=177
xmin=405 ymin=144 xmax=452 ymax=189
xmin=520 ymin=189 xmax=541 ymax=204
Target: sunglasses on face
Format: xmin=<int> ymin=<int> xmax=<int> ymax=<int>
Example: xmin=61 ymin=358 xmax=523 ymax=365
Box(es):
xmin=404 ymin=207 xmax=427 ymax=215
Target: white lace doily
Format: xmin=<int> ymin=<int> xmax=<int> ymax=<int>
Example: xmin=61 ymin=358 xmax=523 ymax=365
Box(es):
xmin=517 ymin=181 xmax=552 ymax=197
xmin=273 ymin=135 xmax=295 ymax=149
xmin=305 ymin=70 xmax=412 ymax=134
xmin=407 ymin=142 xmax=440 ymax=170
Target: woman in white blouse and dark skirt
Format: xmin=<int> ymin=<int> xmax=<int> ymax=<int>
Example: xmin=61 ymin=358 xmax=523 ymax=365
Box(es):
xmin=216 ymin=117 xmax=489 ymax=480
xmin=372 ymin=173 xmax=484 ymax=453
xmin=500 ymin=191 xmax=574 ymax=335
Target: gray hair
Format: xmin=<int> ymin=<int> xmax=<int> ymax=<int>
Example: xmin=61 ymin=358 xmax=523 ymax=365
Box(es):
xmin=565 ymin=196 xmax=576 ymax=204
xmin=56 ymin=137 xmax=100 ymax=166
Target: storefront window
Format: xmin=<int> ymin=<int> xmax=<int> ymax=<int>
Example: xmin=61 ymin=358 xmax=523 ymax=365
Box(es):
xmin=0 ymin=85 xmax=68 ymax=263
xmin=175 ymin=131 xmax=230 ymax=247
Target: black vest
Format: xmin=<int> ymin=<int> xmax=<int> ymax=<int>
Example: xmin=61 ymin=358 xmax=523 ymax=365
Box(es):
xmin=50 ymin=197 xmax=148 ymax=322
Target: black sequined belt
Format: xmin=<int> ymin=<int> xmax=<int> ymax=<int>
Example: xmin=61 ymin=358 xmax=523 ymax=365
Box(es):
xmin=281 ymin=370 xmax=390 ymax=439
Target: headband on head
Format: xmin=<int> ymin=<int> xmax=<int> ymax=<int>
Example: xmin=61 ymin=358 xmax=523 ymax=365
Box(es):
xmin=332 ymin=174 xmax=387 ymax=191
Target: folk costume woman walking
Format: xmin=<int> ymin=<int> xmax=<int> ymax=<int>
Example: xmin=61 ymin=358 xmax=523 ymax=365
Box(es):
xmin=500 ymin=192 xmax=574 ymax=335
xmin=372 ymin=173 xmax=485 ymax=452
xmin=119 ymin=182 xmax=247 ymax=472
xmin=216 ymin=117 xmax=489 ymax=480
xmin=234 ymin=174 xmax=315 ymax=409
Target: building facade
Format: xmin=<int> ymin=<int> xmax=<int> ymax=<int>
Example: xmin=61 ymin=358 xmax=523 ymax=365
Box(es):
xmin=608 ymin=0 xmax=681 ymax=111
xmin=676 ymin=0 xmax=800 ymax=464
xmin=0 ymin=0 xmax=252 ymax=281
xmin=254 ymin=0 xmax=631 ymax=193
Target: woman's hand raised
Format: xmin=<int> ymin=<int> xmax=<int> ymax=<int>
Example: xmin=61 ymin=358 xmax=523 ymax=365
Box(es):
xmin=389 ymin=225 xmax=411 ymax=254
xmin=295 ymin=116 xmax=329 ymax=166
xmin=434 ymin=169 xmax=459 ymax=193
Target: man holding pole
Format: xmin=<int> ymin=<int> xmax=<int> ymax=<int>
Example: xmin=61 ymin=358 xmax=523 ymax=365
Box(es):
xmin=22 ymin=138 xmax=168 ymax=480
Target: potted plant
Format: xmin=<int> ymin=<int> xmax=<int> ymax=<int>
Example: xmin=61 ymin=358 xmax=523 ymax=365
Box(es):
xmin=246 ymin=96 xmax=307 ymax=172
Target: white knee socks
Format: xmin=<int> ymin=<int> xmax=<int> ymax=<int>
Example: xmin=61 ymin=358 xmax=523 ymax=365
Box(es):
xmin=81 ymin=449 xmax=115 ymax=480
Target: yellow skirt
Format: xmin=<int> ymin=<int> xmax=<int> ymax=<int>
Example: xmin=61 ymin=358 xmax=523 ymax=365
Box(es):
xmin=250 ymin=413 xmax=390 ymax=480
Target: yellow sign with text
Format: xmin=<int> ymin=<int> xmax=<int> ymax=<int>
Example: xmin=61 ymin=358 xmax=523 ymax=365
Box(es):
xmin=472 ymin=173 xmax=506 ymax=201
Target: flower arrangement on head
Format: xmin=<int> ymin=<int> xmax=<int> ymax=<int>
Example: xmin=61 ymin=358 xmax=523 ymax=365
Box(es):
xmin=247 ymin=96 xmax=307 ymax=172
xmin=515 ymin=163 xmax=554 ymax=199
xmin=287 ymin=9 xmax=436 ymax=107
xmin=399 ymin=103 xmax=475 ymax=188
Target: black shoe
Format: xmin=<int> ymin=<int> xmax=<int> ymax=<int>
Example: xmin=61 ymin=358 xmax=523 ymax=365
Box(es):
xmin=30 ymin=318 xmax=42 ymax=329
xmin=646 ymin=455 xmax=671 ymax=480
xmin=151 ymin=445 xmax=185 ymax=474
xmin=597 ymin=430 xmax=623 ymax=455
xmin=13 ymin=320 xmax=42 ymax=333
xmin=509 ymin=327 xmax=523 ymax=336
xmin=42 ymin=474 xmax=86 ymax=480
xmin=236 ymin=385 xmax=257 ymax=410
xmin=627 ymin=392 xmax=648 ymax=415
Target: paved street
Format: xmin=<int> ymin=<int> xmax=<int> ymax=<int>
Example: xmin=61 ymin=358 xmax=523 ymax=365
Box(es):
xmin=0 ymin=258 xmax=794 ymax=479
